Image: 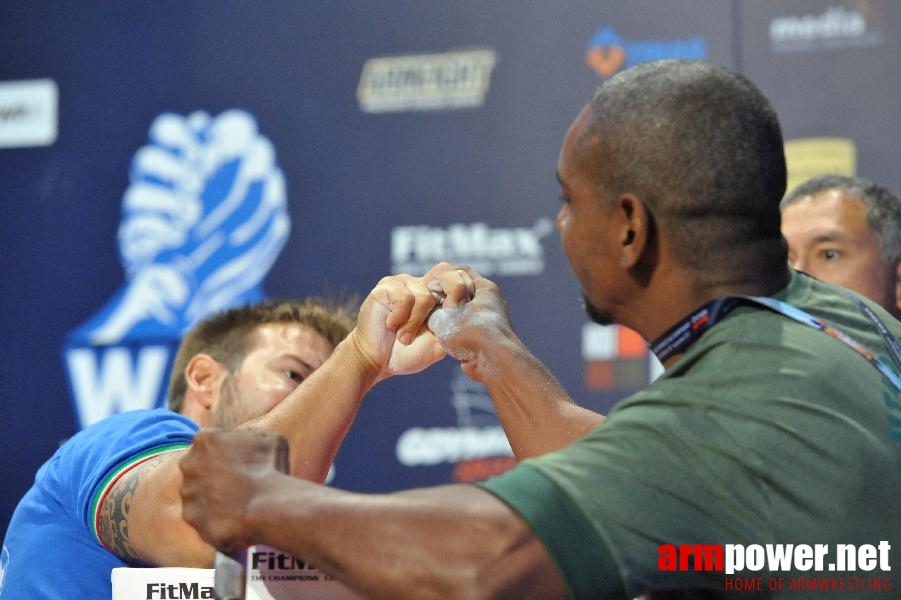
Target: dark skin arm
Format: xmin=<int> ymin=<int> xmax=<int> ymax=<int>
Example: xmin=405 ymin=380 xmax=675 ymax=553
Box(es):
xmin=177 ymin=263 xmax=596 ymax=579
xmin=180 ymin=429 xmax=568 ymax=600
xmin=431 ymin=266 xmax=604 ymax=458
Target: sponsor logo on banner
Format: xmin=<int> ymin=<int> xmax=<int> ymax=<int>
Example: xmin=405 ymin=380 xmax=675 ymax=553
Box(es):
xmin=110 ymin=567 xmax=215 ymax=599
xmin=357 ymin=48 xmax=497 ymax=113
xmin=658 ymin=540 xmax=892 ymax=593
xmin=769 ymin=3 xmax=885 ymax=53
xmin=784 ymin=137 xmax=857 ymax=192
xmin=396 ymin=372 xmax=515 ymax=482
xmin=581 ymin=323 xmax=663 ymax=392
xmin=247 ymin=545 xmax=361 ymax=598
xmin=391 ymin=218 xmax=553 ymax=276
xmin=584 ymin=27 xmax=707 ymax=78
xmin=0 ymin=79 xmax=58 ymax=148
xmin=145 ymin=582 xmax=215 ymax=599
xmin=64 ymin=110 xmax=290 ymax=427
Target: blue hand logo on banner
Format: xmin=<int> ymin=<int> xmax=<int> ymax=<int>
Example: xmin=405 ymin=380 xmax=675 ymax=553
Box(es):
xmin=64 ymin=110 xmax=289 ymax=428
xmin=0 ymin=545 xmax=8 ymax=595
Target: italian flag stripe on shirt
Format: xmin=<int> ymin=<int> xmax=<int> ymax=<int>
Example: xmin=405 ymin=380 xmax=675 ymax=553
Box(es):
xmin=90 ymin=444 xmax=190 ymax=546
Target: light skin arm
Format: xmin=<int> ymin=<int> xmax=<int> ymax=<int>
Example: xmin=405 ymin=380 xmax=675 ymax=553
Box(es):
xmin=243 ymin=263 xmax=472 ymax=481
xmin=180 ymin=429 xmax=569 ymax=600
xmin=97 ymin=449 xmax=210 ymax=566
xmin=99 ymin=341 xmax=384 ymax=567
xmin=238 ymin=336 xmax=389 ymax=483
xmin=98 ymin=265 xmax=457 ymax=567
xmin=431 ymin=266 xmax=604 ymax=458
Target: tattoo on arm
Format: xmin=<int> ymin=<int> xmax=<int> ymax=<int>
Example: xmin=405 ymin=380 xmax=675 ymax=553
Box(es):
xmin=97 ymin=453 xmax=171 ymax=564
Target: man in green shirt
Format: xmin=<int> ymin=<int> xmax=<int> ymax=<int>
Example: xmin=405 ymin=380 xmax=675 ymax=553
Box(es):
xmin=177 ymin=60 xmax=901 ymax=599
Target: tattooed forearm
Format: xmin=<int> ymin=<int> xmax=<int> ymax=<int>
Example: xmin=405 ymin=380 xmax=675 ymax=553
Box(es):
xmin=97 ymin=453 xmax=172 ymax=564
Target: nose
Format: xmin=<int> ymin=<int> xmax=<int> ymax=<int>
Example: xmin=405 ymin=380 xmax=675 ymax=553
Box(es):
xmin=555 ymin=205 xmax=567 ymax=233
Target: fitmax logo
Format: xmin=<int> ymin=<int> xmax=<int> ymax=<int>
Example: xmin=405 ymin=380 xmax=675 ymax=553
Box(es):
xmin=146 ymin=583 xmax=214 ymax=599
xmin=252 ymin=550 xmax=319 ymax=571
xmin=391 ymin=219 xmax=553 ymax=277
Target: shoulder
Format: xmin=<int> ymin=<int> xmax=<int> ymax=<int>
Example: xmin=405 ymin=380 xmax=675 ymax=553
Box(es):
xmin=671 ymin=273 xmax=897 ymax=388
xmin=775 ymin=270 xmax=900 ymax=351
xmin=49 ymin=409 xmax=197 ymax=474
xmin=91 ymin=407 xmax=197 ymax=433
xmin=74 ymin=408 xmax=197 ymax=446
xmin=45 ymin=410 xmax=197 ymax=529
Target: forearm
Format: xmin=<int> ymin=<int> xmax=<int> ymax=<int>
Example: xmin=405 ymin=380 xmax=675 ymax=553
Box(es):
xmin=243 ymin=336 xmax=377 ymax=482
xmin=479 ymin=332 xmax=604 ymax=459
xmin=245 ymin=478 xmax=565 ymax=600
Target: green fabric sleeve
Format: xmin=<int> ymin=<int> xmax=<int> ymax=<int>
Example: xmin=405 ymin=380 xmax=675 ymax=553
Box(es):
xmin=477 ymin=463 xmax=628 ymax=600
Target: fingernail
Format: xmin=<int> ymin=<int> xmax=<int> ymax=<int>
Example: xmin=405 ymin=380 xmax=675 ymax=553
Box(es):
xmin=400 ymin=332 xmax=413 ymax=345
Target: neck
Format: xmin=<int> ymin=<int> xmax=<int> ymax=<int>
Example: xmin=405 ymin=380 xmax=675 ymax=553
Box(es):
xmin=698 ymin=269 xmax=791 ymax=303
xmin=178 ymin=401 xmax=209 ymax=428
xmin=623 ymin=266 xmax=792 ymax=346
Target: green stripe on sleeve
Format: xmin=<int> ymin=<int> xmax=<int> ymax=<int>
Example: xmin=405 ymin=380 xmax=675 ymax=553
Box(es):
xmin=89 ymin=443 xmax=190 ymax=542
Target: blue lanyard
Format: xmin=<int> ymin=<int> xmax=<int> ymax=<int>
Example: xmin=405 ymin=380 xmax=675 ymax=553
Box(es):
xmin=650 ymin=295 xmax=901 ymax=392
xmin=841 ymin=293 xmax=901 ymax=368
xmin=650 ymin=297 xmax=738 ymax=363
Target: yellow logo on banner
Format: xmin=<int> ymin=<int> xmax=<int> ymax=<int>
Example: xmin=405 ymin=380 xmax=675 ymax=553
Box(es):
xmin=784 ymin=137 xmax=857 ymax=192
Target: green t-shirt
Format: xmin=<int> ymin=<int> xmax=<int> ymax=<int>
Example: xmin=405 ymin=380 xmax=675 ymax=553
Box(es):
xmin=480 ymin=272 xmax=901 ymax=599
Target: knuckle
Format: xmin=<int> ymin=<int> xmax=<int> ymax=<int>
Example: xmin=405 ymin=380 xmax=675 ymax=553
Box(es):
xmin=415 ymin=289 xmax=435 ymax=303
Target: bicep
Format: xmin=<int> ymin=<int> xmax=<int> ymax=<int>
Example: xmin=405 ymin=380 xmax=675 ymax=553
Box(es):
xmin=96 ymin=450 xmax=215 ymax=567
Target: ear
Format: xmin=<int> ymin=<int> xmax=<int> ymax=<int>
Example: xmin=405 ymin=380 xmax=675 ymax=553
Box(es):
xmin=615 ymin=193 xmax=653 ymax=270
xmin=183 ymin=354 xmax=227 ymax=412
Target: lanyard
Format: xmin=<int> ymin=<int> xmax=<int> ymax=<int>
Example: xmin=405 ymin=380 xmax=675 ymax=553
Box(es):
xmin=842 ymin=293 xmax=901 ymax=368
xmin=650 ymin=295 xmax=901 ymax=392
xmin=650 ymin=297 xmax=739 ymax=363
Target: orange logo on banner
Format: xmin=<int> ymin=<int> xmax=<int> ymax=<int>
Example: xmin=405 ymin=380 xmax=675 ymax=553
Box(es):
xmin=584 ymin=26 xmax=707 ymax=80
xmin=584 ymin=326 xmax=648 ymax=391
xmin=586 ymin=45 xmax=626 ymax=78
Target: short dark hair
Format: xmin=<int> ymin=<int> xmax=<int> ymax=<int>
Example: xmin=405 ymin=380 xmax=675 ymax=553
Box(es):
xmin=781 ymin=174 xmax=901 ymax=269
xmin=167 ymin=297 xmax=357 ymax=412
xmin=581 ymin=60 xmax=787 ymax=280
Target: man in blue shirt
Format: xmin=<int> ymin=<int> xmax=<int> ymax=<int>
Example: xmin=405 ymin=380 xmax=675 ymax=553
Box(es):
xmin=2 ymin=297 xmax=361 ymax=598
